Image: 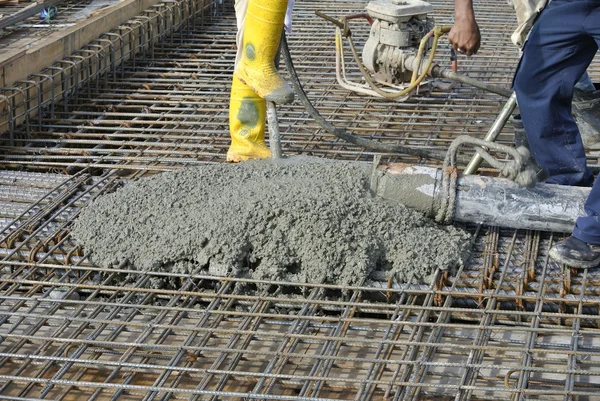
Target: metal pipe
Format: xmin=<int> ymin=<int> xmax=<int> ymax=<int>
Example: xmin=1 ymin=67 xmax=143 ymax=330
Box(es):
xmin=267 ymin=102 xmax=282 ymax=159
xmin=374 ymin=163 xmax=587 ymax=232
xmin=463 ymin=92 xmax=518 ymax=175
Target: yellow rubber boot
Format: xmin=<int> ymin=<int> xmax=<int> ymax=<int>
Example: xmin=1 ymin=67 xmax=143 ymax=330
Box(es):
xmin=235 ymin=0 xmax=294 ymax=105
xmin=227 ymin=76 xmax=271 ymax=162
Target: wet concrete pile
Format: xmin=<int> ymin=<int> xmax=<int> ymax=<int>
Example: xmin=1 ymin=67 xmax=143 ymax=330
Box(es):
xmin=72 ymin=157 xmax=471 ymax=288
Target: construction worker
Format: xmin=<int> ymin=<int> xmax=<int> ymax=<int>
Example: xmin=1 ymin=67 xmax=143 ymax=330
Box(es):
xmin=228 ymin=0 xmax=485 ymax=162
xmin=227 ymin=0 xmax=295 ymax=162
xmin=509 ymin=0 xmax=600 ymax=269
xmin=450 ymin=0 xmax=595 ymax=90
xmin=510 ymin=0 xmax=596 ymax=152
xmin=511 ymin=0 xmax=596 ymax=94
xmin=226 ymin=0 xmax=484 ymax=163
xmin=452 ymin=0 xmax=600 ymax=269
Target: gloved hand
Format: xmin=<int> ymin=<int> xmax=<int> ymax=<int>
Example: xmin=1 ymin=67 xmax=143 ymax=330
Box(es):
xmin=284 ymin=0 xmax=294 ymax=33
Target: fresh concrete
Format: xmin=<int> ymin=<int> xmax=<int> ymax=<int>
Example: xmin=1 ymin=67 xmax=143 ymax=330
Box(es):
xmin=72 ymin=157 xmax=471 ymax=288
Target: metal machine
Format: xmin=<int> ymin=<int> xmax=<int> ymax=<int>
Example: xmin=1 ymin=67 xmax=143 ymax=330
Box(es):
xmin=361 ymin=0 xmax=434 ymax=87
xmin=317 ymin=0 xmax=508 ymax=103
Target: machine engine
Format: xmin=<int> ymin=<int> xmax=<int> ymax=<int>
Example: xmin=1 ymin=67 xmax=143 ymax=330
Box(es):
xmin=362 ymin=0 xmax=435 ymax=85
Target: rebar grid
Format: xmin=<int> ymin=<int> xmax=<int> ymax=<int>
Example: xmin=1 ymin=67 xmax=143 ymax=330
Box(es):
xmin=0 ymin=163 xmax=598 ymax=399
xmin=0 ymin=0 xmax=226 ymax=146
xmin=0 ymin=217 xmax=600 ymax=400
xmin=0 ymin=171 xmax=599 ymax=400
xmin=0 ymin=0 xmax=597 ymax=399
xmin=4 ymin=0 xmax=600 ymax=172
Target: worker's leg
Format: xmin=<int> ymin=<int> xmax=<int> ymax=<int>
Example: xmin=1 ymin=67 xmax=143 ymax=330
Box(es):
xmin=227 ymin=0 xmax=271 ymax=162
xmin=235 ymin=0 xmax=294 ymax=104
xmin=570 ymin=5 xmax=600 ymax=245
xmin=513 ymin=0 xmax=598 ymax=187
xmin=545 ymin=1 xmax=600 ymax=268
xmin=234 ymin=0 xmax=248 ymax=68
xmin=235 ymin=0 xmax=294 ymax=66
xmin=227 ymin=76 xmax=271 ymax=162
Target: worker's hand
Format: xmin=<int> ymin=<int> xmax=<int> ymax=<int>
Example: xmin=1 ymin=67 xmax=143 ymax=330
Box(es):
xmin=448 ymin=14 xmax=481 ymax=56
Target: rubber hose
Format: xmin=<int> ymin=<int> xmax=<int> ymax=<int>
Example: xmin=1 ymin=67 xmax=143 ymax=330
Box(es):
xmin=281 ymin=33 xmax=470 ymax=163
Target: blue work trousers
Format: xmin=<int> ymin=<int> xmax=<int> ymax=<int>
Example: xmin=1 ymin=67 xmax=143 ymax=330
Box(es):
xmin=513 ymin=0 xmax=600 ymax=243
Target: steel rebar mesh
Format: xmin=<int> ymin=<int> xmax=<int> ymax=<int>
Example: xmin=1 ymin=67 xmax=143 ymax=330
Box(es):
xmin=0 ymin=217 xmax=599 ymax=400
xmin=0 ymin=0 xmax=598 ymax=399
xmin=0 ymin=0 xmax=573 ymax=171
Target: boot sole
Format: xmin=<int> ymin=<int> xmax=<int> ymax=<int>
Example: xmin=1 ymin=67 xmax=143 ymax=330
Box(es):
xmin=549 ymin=247 xmax=600 ymax=269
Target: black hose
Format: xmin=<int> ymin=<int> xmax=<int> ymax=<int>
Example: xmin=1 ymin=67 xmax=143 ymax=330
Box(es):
xmin=281 ymin=33 xmax=466 ymax=163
